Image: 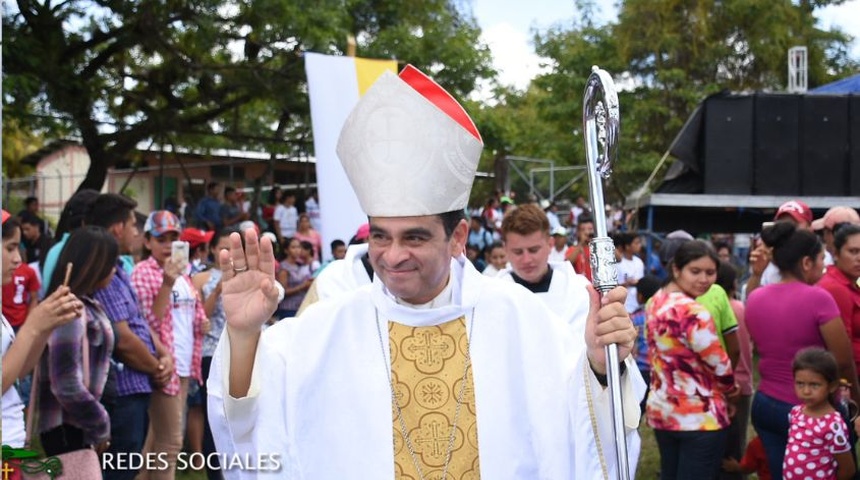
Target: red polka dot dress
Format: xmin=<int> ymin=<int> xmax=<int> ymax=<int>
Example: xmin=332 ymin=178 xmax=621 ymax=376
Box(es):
xmin=783 ymin=405 xmax=850 ymax=480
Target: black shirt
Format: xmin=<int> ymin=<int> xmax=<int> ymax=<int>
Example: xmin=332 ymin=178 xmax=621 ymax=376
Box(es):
xmin=510 ymin=267 xmax=553 ymax=293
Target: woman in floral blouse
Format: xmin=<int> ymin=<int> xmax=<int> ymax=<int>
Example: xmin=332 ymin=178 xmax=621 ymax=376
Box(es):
xmin=646 ymin=240 xmax=736 ymax=480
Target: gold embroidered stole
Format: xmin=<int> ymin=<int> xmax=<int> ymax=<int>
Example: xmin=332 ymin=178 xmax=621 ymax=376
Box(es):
xmin=389 ymin=316 xmax=480 ymax=479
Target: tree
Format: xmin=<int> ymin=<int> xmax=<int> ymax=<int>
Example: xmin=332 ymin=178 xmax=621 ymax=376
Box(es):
xmin=3 ymin=0 xmax=494 ymax=193
xmin=476 ymin=0 xmax=858 ymax=203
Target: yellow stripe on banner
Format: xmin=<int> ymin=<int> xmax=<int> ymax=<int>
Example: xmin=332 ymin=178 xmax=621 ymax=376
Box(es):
xmin=355 ymin=58 xmax=398 ymax=96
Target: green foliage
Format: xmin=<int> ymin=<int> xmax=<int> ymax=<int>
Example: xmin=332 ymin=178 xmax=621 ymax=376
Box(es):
xmin=3 ymin=0 xmax=494 ymax=191
xmin=473 ymin=0 xmax=858 ymax=204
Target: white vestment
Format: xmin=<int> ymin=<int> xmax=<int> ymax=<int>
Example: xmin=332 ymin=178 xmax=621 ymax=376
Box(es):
xmin=313 ymin=243 xmax=372 ymax=301
xmin=208 ymin=257 xmax=644 ymax=479
xmin=497 ymin=261 xmax=591 ymax=340
xmin=497 ymin=260 xmax=642 ymax=476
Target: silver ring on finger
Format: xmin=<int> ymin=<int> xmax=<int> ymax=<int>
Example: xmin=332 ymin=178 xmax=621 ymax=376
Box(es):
xmin=233 ymin=265 xmax=249 ymax=273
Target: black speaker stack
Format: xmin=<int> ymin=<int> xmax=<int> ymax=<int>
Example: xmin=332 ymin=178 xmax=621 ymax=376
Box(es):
xmin=703 ymin=92 xmax=860 ymax=196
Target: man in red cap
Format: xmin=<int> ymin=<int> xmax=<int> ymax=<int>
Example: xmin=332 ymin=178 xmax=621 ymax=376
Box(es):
xmin=746 ymin=199 xmax=814 ymax=295
xmin=812 ymin=206 xmax=860 ymax=266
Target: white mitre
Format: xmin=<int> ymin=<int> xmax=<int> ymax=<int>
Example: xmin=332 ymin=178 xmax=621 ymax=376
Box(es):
xmin=337 ymin=65 xmax=483 ymax=217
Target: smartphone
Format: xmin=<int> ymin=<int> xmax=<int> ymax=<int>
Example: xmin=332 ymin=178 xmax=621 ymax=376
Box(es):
xmin=171 ymin=241 xmax=190 ymax=265
xmin=761 ymin=221 xmax=775 ymax=232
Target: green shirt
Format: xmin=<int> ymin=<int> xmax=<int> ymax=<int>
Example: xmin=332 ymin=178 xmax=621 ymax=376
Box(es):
xmin=697 ymin=284 xmax=739 ymax=350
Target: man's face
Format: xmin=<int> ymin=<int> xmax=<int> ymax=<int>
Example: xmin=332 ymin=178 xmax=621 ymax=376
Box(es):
xmin=470 ymin=218 xmax=481 ymax=231
xmin=368 ymin=215 xmax=465 ymax=304
xmin=504 ymin=230 xmax=551 ymax=283
xmin=626 ymin=236 xmax=642 ymax=255
xmin=114 ymin=210 xmax=139 ymax=254
xmin=577 ymin=222 xmax=595 ymax=244
xmin=333 ymin=245 xmax=347 ymax=260
xmin=553 ymin=234 xmax=567 ymax=249
xmin=20 ymin=222 xmax=39 ymax=241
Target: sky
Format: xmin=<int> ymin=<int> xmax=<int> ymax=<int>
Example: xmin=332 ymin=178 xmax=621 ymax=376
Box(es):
xmin=472 ymin=0 xmax=860 ymax=90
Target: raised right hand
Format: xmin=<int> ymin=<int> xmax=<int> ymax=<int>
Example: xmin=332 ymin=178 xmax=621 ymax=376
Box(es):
xmin=219 ymin=229 xmax=279 ymax=337
xmin=748 ymin=241 xmax=771 ymax=276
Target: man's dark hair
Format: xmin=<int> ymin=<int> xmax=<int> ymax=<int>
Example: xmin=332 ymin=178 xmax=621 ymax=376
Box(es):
xmin=86 ymin=193 xmax=138 ymax=229
xmin=225 ymin=186 xmax=236 ymax=195
xmin=440 ymin=210 xmax=466 ymax=238
xmin=207 ymin=181 xmax=220 ymax=193
xmin=330 ymin=239 xmax=346 ymax=253
xmin=24 ymin=197 xmax=38 ymax=207
xmin=18 ymin=211 xmax=41 ymax=226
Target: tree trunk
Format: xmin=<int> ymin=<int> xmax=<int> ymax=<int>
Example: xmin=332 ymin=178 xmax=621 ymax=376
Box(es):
xmin=77 ymin=149 xmax=111 ymax=193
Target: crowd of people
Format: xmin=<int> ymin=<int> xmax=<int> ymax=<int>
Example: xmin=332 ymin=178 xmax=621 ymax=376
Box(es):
xmin=3 ymin=63 xmax=860 ymax=480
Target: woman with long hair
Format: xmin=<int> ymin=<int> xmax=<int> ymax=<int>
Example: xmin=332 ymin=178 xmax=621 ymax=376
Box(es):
xmin=2 ymin=212 xmax=81 ymax=463
xmin=646 ymin=240 xmax=736 ymax=480
xmin=38 ymin=226 xmax=118 ymax=458
xmin=746 ymin=222 xmax=858 ymax=478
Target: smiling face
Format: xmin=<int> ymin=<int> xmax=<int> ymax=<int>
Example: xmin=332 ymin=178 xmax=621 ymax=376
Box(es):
xmin=2 ymin=228 xmax=22 ymax=285
xmin=504 ymin=230 xmax=552 ymax=283
xmin=368 ymin=215 xmax=465 ymax=304
xmin=488 ymin=245 xmax=507 ymax=270
xmin=671 ymin=255 xmax=717 ymax=298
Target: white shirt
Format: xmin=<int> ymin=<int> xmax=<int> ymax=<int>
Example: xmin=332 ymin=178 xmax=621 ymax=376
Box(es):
xmin=274 ymin=204 xmax=298 ymax=239
xmin=305 ymin=198 xmax=322 ymax=232
xmin=2 ymin=314 xmax=26 ymax=447
xmin=616 ymin=255 xmax=645 ymax=313
xmin=549 ymin=245 xmax=568 ymax=263
xmin=208 ymin=257 xmax=644 ymax=479
xmin=171 ymin=276 xmax=197 ymax=377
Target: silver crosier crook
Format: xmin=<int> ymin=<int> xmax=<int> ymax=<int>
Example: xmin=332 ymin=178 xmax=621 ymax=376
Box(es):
xmin=582 ymin=65 xmax=629 ymax=480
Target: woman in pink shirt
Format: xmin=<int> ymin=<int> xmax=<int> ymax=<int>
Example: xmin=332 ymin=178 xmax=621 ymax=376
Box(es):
xmin=746 ymin=222 xmax=857 ymax=479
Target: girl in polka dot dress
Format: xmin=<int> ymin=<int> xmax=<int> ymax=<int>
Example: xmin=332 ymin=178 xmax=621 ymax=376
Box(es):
xmin=783 ymin=347 xmax=855 ymax=480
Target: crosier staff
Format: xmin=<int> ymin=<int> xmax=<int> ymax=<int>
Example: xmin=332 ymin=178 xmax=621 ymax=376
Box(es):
xmin=583 ymin=65 xmax=628 ymax=480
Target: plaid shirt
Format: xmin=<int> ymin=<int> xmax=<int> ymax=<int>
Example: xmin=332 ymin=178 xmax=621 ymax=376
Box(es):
xmin=93 ymin=261 xmax=156 ymax=396
xmin=38 ymin=297 xmax=115 ymax=446
xmin=131 ymin=257 xmax=206 ymax=395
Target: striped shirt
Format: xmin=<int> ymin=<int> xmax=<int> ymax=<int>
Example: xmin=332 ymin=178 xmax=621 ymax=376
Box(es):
xmin=93 ymin=262 xmax=156 ymax=396
xmin=38 ymin=297 xmax=115 ymax=446
xmin=131 ymin=257 xmax=206 ymax=396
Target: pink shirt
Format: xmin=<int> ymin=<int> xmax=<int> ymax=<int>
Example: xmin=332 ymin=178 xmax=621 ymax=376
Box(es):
xmin=783 ymin=406 xmax=850 ymax=480
xmin=746 ymin=282 xmax=840 ymax=404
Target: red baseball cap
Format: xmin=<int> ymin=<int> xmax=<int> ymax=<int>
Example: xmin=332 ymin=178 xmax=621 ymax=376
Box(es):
xmin=180 ymin=228 xmax=215 ymax=248
xmin=1 ymin=210 xmax=10 ymax=225
xmin=774 ymin=200 xmax=813 ymax=225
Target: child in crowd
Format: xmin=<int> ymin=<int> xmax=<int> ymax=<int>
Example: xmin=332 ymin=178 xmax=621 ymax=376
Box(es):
xmin=481 ymin=241 xmax=507 ymax=277
xmin=631 ymin=274 xmax=661 ymax=414
xmin=721 ymin=436 xmax=771 ymax=480
xmin=782 ymin=348 xmax=855 ymax=480
xmin=465 ymin=243 xmax=486 ymax=272
xmin=300 ymin=240 xmax=321 ymax=273
xmin=275 ymin=238 xmax=313 ymax=319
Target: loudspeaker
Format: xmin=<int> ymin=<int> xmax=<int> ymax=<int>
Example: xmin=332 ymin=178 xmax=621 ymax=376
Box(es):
xmin=850 ymin=95 xmax=860 ymax=196
xmin=754 ymin=94 xmax=800 ymax=195
xmin=801 ymin=96 xmax=849 ymax=196
xmin=704 ymin=96 xmax=754 ymax=194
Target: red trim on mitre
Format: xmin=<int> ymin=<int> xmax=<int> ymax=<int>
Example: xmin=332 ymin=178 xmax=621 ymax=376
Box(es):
xmin=399 ymin=65 xmax=482 ymax=143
